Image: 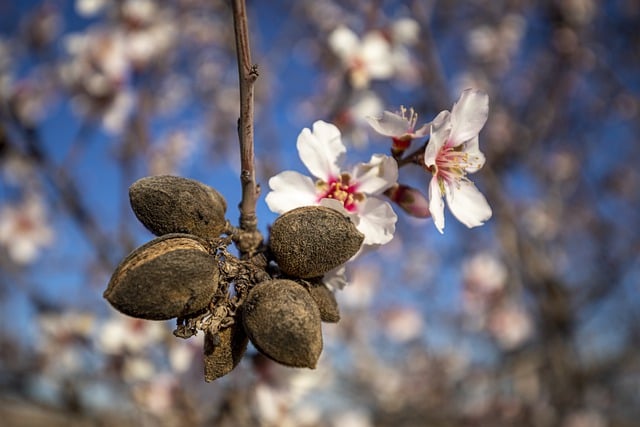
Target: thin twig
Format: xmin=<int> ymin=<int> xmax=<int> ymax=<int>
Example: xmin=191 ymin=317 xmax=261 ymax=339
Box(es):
xmin=231 ymin=0 xmax=259 ymax=231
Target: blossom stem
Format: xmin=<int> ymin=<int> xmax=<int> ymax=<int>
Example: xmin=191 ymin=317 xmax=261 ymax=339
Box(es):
xmin=396 ymin=140 xmax=428 ymax=168
xmin=230 ymin=0 xmax=262 ymax=256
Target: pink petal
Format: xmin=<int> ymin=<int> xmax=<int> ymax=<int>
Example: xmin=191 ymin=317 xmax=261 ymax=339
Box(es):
xmin=354 ymin=197 xmax=397 ymax=245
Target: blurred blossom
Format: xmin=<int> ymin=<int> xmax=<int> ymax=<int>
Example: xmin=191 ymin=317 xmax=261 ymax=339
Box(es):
xmin=253 ymin=360 xmax=332 ymax=426
xmin=390 ymin=18 xmax=420 ymax=46
xmin=466 ymin=14 xmax=526 ymax=72
xmin=37 ymin=311 xmax=96 ymax=375
xmin=463 ymin=252 xmax=507 ymax=295
xmin=61 ymin=30 xmax=134 ymax=133
xmin=331 ymin=409 xmax=372 ymax=427
xmin=168 ymin=334 xmax=203 ymax=373
xmin=334 ymin=90 xmax=383 ymax=148
xmin=76 ymin=0 xmax=109 ymax=17
xmin=149 ymin=130 xmax=196 ymax=176
xmin=522 ymin=202 xmax=560 ymax=240
xmin=132 ymin=374 xmax=177 ymax=415
xmin=562 ymin=409 xmax=607 ymax=427
xmin=266 ymin=120 xmax=398 ymax=245
xmin=98 ymin=313 xmax=167 ymax=355
xmin=338 ymin=262 xmax=379 ymax=309
xmin=8 ymin=79 xmax=51 ymax=127
xmin=560 ymin=0 xmax=597 ymax=25
xmin=488 ymin=302 xmax=533 ymax=350
xmin=123 ymin=355 xmax=156 ymax=381
xmin=328 ymin=26 xmax=394 ymax=89
xmin=424 ymin=89 xmax=492 ymax=233
xmin=382 ymin=306 xmax=424 ymax=343
xmin=38 ymin=311 xmax=96 ymax=341
xmin=0 ymin=196 xmax=54 ymax=265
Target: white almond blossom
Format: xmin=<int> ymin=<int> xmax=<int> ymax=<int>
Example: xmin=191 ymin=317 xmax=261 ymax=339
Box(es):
xmin=424 ymin=89 xmax=492 ymax=233
xmin=328 ymin=26 xmax=394 ymax=89
xmin=367 ymin=106 xmax=430 ymax=155
xmin=265 ymin=120 xmax=398 ymax=246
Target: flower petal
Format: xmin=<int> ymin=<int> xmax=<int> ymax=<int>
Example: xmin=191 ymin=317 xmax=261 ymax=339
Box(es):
xmin=428 ymin=176 xmax=446 ymax=233
xmin=352 ymin=154 xmax=398 ymax=195
xmin=328 ymin=26 xmax=360 ymax=62
xmin=366 ymin=111 xmax=410 ymax=137
xmin=424 ymin=110 xmax=451 ymax=167
xmin=296 ymin=120 xmax=345 ymax=180
xmin=461 ymin=136 xmax=486 ymax=173
xmin=353 ymin=197 xmax=397 ymax=245
xmin=449 ymin=89 xmax=489 ymax=145
xmin=265 ymin=171 xmax=318 ymax=214
xmin=444 ymin=179 xmax=492 ymax=229
xmin=360 ymin=32 xmax=394 ymax=79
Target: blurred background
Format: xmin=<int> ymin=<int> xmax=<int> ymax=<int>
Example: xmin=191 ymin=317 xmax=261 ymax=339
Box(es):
xmin=1 ymin=0 xmax=639 ymax=426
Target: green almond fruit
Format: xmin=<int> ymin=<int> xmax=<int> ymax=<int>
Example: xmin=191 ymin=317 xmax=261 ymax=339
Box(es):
xmin=242 ymin=279 xmax=322 ymax=368
xmin=104 ymin=234 xmax=218 ymax=320
xmin=129 ymin=175 xmax=227 ymax=240
xmin=269 ymin=206 xmax=363 ymax=278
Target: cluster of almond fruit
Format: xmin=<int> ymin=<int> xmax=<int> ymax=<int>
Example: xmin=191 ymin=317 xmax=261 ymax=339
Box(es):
xmin=104 ymin=176 xmax=363 ymax=381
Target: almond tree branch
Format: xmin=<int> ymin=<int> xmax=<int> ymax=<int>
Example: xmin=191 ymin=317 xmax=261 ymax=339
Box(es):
xmin=230 ymin=0 xmax=261 ymax=257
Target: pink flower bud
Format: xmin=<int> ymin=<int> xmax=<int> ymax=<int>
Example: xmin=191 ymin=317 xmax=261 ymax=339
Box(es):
xmin=385 ymin=184 xmax=430 ymax=218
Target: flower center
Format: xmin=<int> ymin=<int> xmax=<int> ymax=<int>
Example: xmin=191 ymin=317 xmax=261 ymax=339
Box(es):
xmin=316 ymin=173 xmax=364 ymax=212
xmin=431 ymin=141 xmax=478 ymax=192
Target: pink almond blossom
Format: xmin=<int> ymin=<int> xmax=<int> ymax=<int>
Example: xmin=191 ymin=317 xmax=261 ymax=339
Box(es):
xmin=424 ymin=89 xmax=492 ymax=233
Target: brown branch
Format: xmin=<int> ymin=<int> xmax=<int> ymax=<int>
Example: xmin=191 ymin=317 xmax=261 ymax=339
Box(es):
xmin=230 ymin=0 xmax=261 ymax=257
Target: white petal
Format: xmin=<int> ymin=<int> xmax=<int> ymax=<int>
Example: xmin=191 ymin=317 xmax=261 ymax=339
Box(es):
xmin=328 ymin=26 xmax=360 ymax=62
xmin=265 ymin=171 xmax=318 ymax=214
xmin=424 ymin=110 xmax=451 ymax=167
xmin=428 ymin=177 xmax=445 ymax=233
xmin=354 ymin=197 xmax=397 ymax=245
xmin=449 ymin=89 xmax=489 ymax=145
xmin=444 ymin=179 xmax=492 ymax=228
xmin=296 ymin=120 xmax=345 ymax=180
xmin=366 ymin=111 xmax=409 ymax=137
xmin=352 ymin=154 xmax=398 ymax=195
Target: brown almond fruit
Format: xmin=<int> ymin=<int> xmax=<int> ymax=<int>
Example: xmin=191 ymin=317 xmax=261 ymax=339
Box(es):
xmin=304 ymin=279 xmax=340 ymax=323
xmin=129 ymin=175 xmax=227 ymax=240
xmin=104 ymin=234 xmax=218 ymax=320
xmin=204 ymin=323 xmax=249 ymax=382
xmin=269 ymin=206 xmax=363 ymax=278
xmin=242 ymin=279 xmax=322 ymax=368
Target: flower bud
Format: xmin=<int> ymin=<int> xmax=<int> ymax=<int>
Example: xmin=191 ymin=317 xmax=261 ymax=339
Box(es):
xmin=203 ymin=324 xmax=248 ymax=382
xmin=242 ymin=279 xmax=322 ymax=368
xmin=269 ymin=206 xmax=363 ymax=278
xmin=129 ymin=175 xmax=227 ymax=240
xmin=104 ymin=234 xmax=219 ymax=320
xmin=385 ymin=183 xmax=431 ymax=218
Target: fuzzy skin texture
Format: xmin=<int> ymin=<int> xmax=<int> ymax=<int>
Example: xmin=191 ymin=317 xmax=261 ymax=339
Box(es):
xmin=242 ymin=279 xmax=322 ymax=368
xmin=129 ymin=175 xmax=227 ymax=240
xmin=269 ymin=206 xmax=363 ymax=278
xmin=203 ymin=325 xmax=248 ymax=382
xmin=304 ymin=279 xmax=340 ymax=323
xmin=104 ymin=234 xmax=219 ymax=320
